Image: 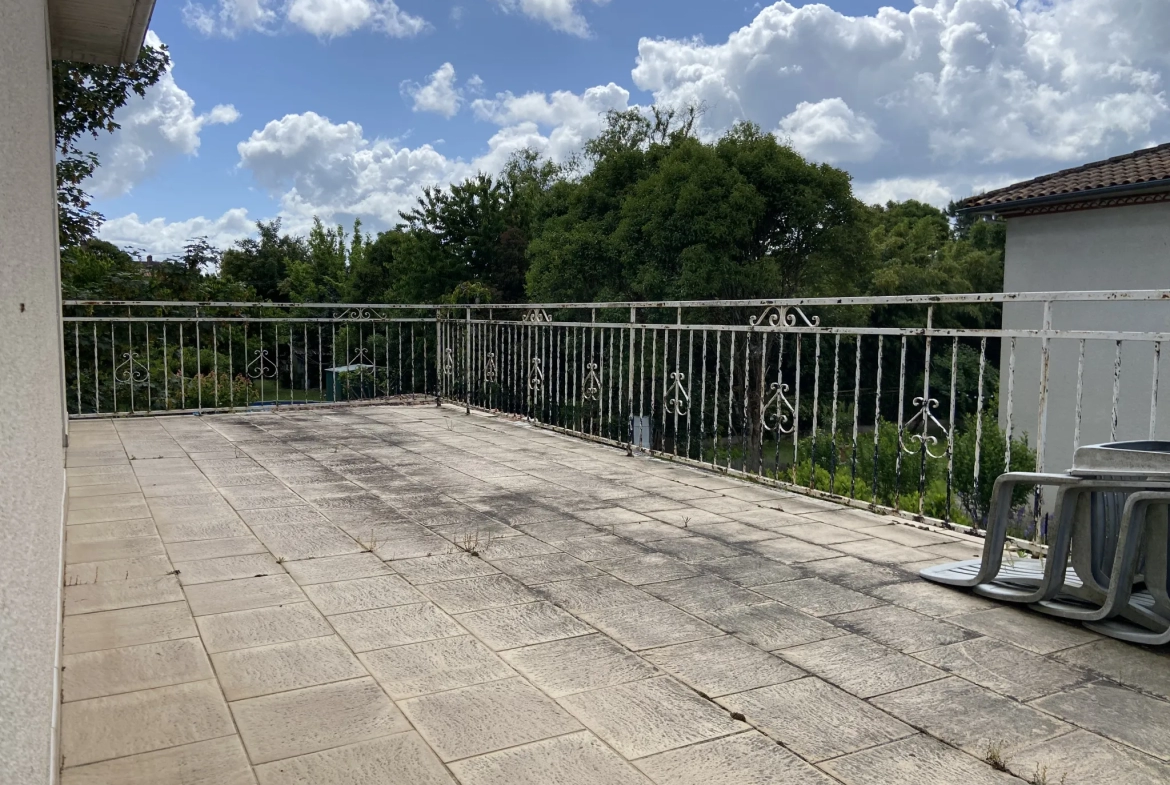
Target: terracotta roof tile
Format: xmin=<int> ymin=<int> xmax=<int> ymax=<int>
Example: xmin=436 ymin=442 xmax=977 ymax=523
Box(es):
xmin=962 ymin=143 xmax=1170 ymax=211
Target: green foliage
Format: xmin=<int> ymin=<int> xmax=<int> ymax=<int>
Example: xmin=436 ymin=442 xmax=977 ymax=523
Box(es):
xmin=54 ymin=44 xmax=171 ymax=247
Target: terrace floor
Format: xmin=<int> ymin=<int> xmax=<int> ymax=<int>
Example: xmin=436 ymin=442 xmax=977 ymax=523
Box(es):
xmin=60 ymin=404 xmax=1170 ymax=785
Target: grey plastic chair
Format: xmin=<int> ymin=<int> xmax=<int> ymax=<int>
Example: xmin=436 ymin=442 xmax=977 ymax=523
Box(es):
xmin=920 ymin=472 xmax=1082 ymax=590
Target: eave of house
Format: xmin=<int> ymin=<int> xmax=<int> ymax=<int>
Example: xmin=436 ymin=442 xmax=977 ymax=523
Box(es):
xmin=49 ymin=0 xmax=157 ymax=66
xmin=958 ymin=178 xmax=1170 ymax=218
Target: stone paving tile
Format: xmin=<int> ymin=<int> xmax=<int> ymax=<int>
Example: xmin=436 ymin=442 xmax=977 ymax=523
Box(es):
xmin=61 ymin=679 xmax=235 ymax=767
xmin=63 ymin=638 xmax=213 ymax=702
xmin=60 ymin=735 xmax=255 ymax=785
xmin=419 ymin=574 xmax=540 ymax=614
xmin=874 ymin=677 xmax=1072 ymax=756
xmin=392 ymin=553 xmax=499 ymax=584
xmin=472 ymin=534 xmax=560 ymax=559
xmin=573 ymin=507 xmax=653 ymax=526
xmin=238 ymin=506 xmax=331 ymax=526
xmin=63 ymin=601 xmax=196 ymax=655
xmin=67 ymin=555 xmax=176 ymax=584
xmin=780 ymin=521 xmax=873 ymax=546
xmin=230 ymin=677 xmax=409 ymax=765
xmin=212 ymin=636 xmax=367 ymax=701
xmin=1031 ymin=681 xmax=1170 ymax=761
xmin=450 ymin=730 xmax=653 ymax=785
xmin=66 ymin=518 xmax=155 ymax=543
xmin=593 ymin=553 xmax=700 ymax=586
xmin=754 ymin=577 xmax=884 ymax=617
xmin=830 ymin=604 xmax=976 ymax=653
xmin=282 ymin=553 xmax=393 ymax=585
xmin=611 ymin=521 xmax=695 ymax=544
xmin=649 ymin=536 xmax=744 ymax=564
xmin=643 ymin=575 xmax=767 ymax=614
xmin=820 ymin=734 xmax=1021 ymax=785
xmin=303 ymin=574 xmax=423 ymax=615
xmin=65 ymin=575 xmax=184 ymax=616
xmin=831 ymin=537 xmax=939 ymax=565
xmin=361 ymin=635 xmax=514 ymax=699
xmin=518 ymin=519 xmax=607 ymax=543
xmin=166 ymin=536 xmax=268 ymax=563
xmin=801 ymin=555 xmax=911 ymax=591
xmin=724 ymin=507 xmax=808 ymax=529
xmin=330 ymin=602 xmax=464 ymax=652
xmin=869 ymin=580 xmax=998 ymax=617
xmin=750 ymin=536 xmax=843 ymax=563
xmin=917 ymin=636 xmax=1090 ymax=701
xmin=456 ymin=601 xmax=594 ymax=650
xmin=949 ymin=606 xmax=1099 ymax=654
xmin=252 ymin=732 xmax=455 ymax=785
xmin=688 ymin=521 xmax=781 ymax=545
xmin=778 ymin=634 xmax=945 ymax=699
xmin=177 ymin=554 xmax=284 ymax=586
xmin=634 ymin=731 xmax=835 ymax=785
xmin=1054 ymin=639 xmax=1170 ymax=701
xmin=490 ymin=553 xmax=601 ymax=584
xmin=501 ymin=634 xmax=660 ymax=698
xmin=718 ymin=677 xmax=914 ymax=762
xmin=155 ymin=517 xmax=253 ymax=543
xmin=700 ymin=601 xmax=845 ymax=651
xmin=702 ymin=555 xmax=804 ymax=587
xmin=643 ymin=635 xmax=804 ymax=698
xmin=557 ymin=534 xmax=648 ymax=562
xmin=67 ymin=503 xmax=154 ymax=525
xmin=577 ymin=600 xmax=722 ymax=651
xmin=1007 ymin=730 xmax=1170 ymax=785
xmin=185 ymin=574 xmax=304 ymax=616
xmin=560 ymin=676 xmax=747 ymax=760
xmin=196 ymin=602 xmax=332 ymax=653
xmin=402 ymin=677 xmax=583 ymax=762
xmin=250 ymin=523 xmax=362 ymax=561
xmin=66 ymin=535 xmax=167 ymax=565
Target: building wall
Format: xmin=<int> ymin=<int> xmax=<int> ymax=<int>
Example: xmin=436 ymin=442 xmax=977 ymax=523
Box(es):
xmin=1000 ymin=204 xmax=1170 ymax=477
xmin=0 ymin=1 xmax=68 ymax=783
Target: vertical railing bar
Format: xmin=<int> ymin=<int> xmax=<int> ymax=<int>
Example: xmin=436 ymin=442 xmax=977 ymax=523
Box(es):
xmin=672 ymin=325 xmax=681 ymax=456
xmin=727 ymin=331 xmax=735 ymax=471
xmin=1150 ymin=342 xmax=1162 ymax=440
xmin=127 ymin=323 xmax=135 ymax=415
xmin=829 ymin=334 xmax=841 ymax=490
xmin=699 ymin=330 xmax=708 ymax=464
xmin=686 ymin=329 xmax=695 ymax=460
xmin=742 ymin=331 xmax=750 ymax=473
xmin=92 ymin=323 xmax=100 ymax=414
xmin=1111 ymin=340 xmax=1123 ymax=442
xmin=809 ymin=335 xmax=821 ymax=490
xmin=179 ymin=323 xmax=185 ymax=411
xmin=871 ymin=336 xmax=884 ymax=507
xmin=228 ymin=323 xmax=233 ymax=410
xmin=195 ymin=312 xmax=202 ymax=412
xmin=713 ymin=331 xmax=721 ymax=469
xmin=774 ymin=333 xmax=784 ymax=479
xmin=945 ymin=338 xmax=959 ymax=525
xmin=792 ymin=335 xmax=802 ymax=485
xmin=972 ymin=338 xmax=987 ymax=527
xmin=894 ymin=337 xmax=907 ymax=510
xmin=850 ymin=335 xmax=861 ymax=499
xmin=757 ymin=332 xmax=768 ymax=476
xmin=918 ymin=308 xmax=933 ymax=519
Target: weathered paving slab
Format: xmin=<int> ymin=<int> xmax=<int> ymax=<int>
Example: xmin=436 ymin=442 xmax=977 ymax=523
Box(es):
xmin=455 ymin=601 xmax=594 ymax=650
xmin=718 ymin=677 xmax=914 ymax=761
xmin=643 ymin=635 xmax=804 ymax=698
xmin=361 ymin=635 xmax=514 ymax=699
xmin=501 ymin=634 xmax=660 ymax=698
xmin=634 ymin=731 xmax=836 ymax=785
xmin=778 ymin=634 xmax=945 ymax=699
xmin=449 ymin=731 xmax=653 ymax=785
xmin=820 ymin=734 xmax=1022 ymax=785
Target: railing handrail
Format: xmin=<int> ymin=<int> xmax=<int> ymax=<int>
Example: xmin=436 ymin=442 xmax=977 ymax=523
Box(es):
xmin=61 ymin=289 xmax=1170 ymax=311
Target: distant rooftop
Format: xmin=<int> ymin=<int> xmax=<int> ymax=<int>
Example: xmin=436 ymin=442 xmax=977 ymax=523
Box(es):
xmin=961 ymin=143 xmax=1170 ymax=215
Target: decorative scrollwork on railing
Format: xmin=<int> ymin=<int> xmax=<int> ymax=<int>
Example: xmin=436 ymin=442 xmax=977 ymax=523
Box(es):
xmin=749 ymin=305 xmax=820 ymax=328
xmin=582 ymin=363 xmax=601 ymax=401
xmin=664 ymin=371 xmax=690 ymax=417
xmin=443 ymin=347 xmax=455 ymax=380
xmin=763 ymin=381 xmax=796 ymax=434
xmin=348 ymin=347 xmax=371 ymax=368
xmin=247 ymin=348 xmax=277 ymax=379
xmin=528 ymin=357 xmax=545 ymax=392
xmin=336 ymin=308 xmax=387 ymax=321
xmin=900 ymin=396 xmax=949 ymax=459
xmin=114 ymin=352 xmax=149 ymax=385
xmin=484 ymin=352 xmax=498 ymax=383
xmin=522 ymin=309 xmax=552 ymax=323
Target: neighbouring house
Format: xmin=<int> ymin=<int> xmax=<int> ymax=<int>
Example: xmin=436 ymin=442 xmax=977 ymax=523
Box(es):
xmin=0 ymin=1 xmax=155 ymax=782
xmin=960 ymin=145 xmax=1170 ymax=475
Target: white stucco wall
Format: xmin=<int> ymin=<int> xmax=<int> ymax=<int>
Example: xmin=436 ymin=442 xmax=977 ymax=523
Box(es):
xmin=1000 ymin=204 xmax=1170 ymax=476
xmin=0 ymin=1 xmax=68 ymax=783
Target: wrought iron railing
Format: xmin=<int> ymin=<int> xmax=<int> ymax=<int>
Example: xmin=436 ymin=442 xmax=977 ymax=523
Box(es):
xmin=64 ymin=291 xmax=1170 ymax=536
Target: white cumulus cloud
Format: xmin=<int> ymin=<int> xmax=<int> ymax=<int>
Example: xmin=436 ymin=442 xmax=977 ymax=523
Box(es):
xmin=98 ymin=208 xmax=256 ymax=257
xmin=632 ymin=0 xmax=1170 ymax=202
xmin=184 ymin=0 xmax=428 ymax=38
xmin=84 ymin=33 xmax=240 ymax=199
xmin=495 ymin=0 xmax=611 ymax=37
xmin=401 ymin=63 xmax=475 ymax=118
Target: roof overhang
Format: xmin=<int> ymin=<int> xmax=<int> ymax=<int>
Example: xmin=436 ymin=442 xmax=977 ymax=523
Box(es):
xmin=49 ymin=0 xmax=157 ymax=66
xmin=958 ymin=178 xmax=1170 ymax=217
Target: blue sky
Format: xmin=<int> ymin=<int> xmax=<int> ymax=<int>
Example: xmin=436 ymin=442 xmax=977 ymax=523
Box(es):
xmin=91 ymin=0 xmax=1169 ymax=256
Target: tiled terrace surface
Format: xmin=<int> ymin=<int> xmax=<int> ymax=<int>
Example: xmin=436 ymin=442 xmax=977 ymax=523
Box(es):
xmin=61 ymin=405 xmax=1170 ymax=785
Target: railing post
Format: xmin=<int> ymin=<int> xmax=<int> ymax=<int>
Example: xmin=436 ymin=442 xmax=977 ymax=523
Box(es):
xmin=465 ymin=306 xmax=472 ymax=415
xmin=627 ymin=306 xmax=636 ymax=454
xmin=435 ymin=308 xmax=442 ymax=407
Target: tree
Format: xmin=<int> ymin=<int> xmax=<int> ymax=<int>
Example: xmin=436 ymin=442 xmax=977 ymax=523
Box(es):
xmin=220 ymin=220 xmax=309 ymax=302
xmin=53 ymin=45 xmax=170 ymax=247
